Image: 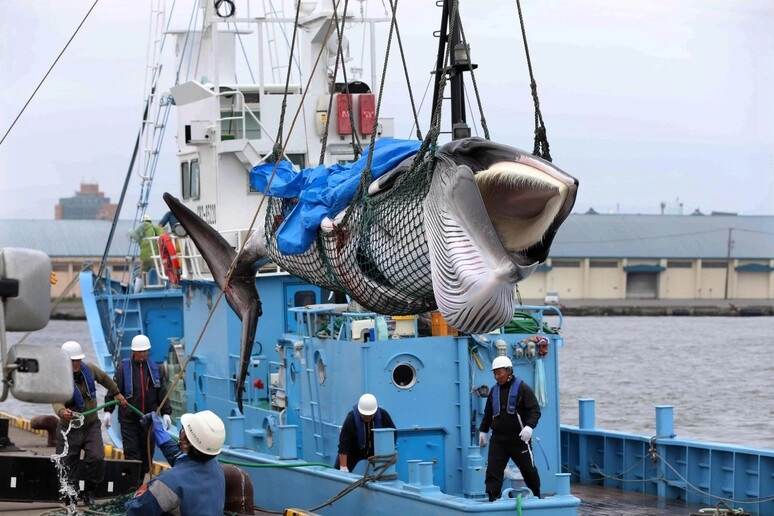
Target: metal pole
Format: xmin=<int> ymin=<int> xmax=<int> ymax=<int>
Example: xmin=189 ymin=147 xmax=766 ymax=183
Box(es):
xmin=724 ymin=228 xmax=732 ymax=299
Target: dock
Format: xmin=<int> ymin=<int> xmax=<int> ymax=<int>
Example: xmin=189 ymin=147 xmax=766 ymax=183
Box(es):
xmin=0 ymin=416 xmax=312 ymax=515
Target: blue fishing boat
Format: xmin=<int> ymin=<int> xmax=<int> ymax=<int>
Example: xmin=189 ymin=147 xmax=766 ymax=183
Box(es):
xmin=78 ymin=1 xmax=772 ymax=515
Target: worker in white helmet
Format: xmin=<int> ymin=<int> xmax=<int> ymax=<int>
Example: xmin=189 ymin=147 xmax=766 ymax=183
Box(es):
xmin=334 ymin=393 xmax=396 ymax=472
xmin=125 ymin=410 xmax=226 ymax=515
xmin=478 ymin=355 xmax=541 ymax=501
xmin=104 ymin=334 xmax=173 ymax=484
xmin=53 ymin=341 xmax=128 ymax=507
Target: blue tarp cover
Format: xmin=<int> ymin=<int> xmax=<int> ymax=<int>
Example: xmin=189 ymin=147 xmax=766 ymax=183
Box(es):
xmin=250 ymin=138 xmax=422 ymax=255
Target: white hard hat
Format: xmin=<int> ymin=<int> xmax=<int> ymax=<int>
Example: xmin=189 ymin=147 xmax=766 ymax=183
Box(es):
xmin=131 ymin=335 xmax=151 ymax=352
xmin=180 ymin=410 xmax=225 ymax=455
xmin=142 ymin=214 xmax=152 ymax=222
xmin=62 ymin=341 xmax=85 ymax=360
xmin=357 ymin=393 xmax=378 ymax=416
xmin=491 ymin=356 xmax=513 ymax=370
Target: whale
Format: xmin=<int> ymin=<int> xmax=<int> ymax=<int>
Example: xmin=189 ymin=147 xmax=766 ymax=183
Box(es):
xmin=163 ymin=137 xmax=578 ymax=410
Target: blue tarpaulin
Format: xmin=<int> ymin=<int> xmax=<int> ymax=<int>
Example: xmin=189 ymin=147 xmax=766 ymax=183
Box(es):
xmin=250 ymin=138 xmax=422 ymax=255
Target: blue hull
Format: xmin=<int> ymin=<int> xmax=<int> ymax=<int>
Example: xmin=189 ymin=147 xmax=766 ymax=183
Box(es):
xmin=81 ymin=269 xmax=773 ymax=514
xmin=80 ymin=269 xmax=579 ymax=514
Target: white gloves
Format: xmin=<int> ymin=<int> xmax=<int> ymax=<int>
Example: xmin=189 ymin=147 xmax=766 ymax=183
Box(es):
xmin=519 ymin=426 xmax=533 ymax=442
xmin=339 ymin=466 xmax=348 ymax=472
xmin=162 ymin=414 xmax=172 ymax=430
xmin=102 ymin=412 xmax=112 ymax=428
xmin=479 ymin=431 xmax=487 ymax=447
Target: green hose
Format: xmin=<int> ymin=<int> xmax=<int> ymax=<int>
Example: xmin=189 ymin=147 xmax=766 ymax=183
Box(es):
xmin=79 ymin=399 xmax=144 ymax=418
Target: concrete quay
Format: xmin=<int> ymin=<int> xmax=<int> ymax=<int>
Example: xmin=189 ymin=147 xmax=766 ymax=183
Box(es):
xmin=523 ymin=298 xmax=774 ymax=316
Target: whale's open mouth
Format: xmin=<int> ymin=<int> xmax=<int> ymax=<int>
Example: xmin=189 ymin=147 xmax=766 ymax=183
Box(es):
xmin=476 ymin=161 xmax=575 ymax=258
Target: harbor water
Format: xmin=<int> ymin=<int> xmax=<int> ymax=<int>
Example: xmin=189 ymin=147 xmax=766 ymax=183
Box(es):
xmin=4 ymin=317 xmax=773 ymax=450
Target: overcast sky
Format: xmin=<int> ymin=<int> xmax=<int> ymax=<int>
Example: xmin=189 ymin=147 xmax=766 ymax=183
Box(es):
xmin=1 ymin=0 xmax=772 ymax=220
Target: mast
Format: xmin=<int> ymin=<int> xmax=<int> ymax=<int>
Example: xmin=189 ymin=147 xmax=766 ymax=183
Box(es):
xmin=430 ymin=0 xmax=477 ymax=140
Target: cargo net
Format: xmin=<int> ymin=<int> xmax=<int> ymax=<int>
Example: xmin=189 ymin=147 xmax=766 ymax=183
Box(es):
xmin=264 ymin=151 xmax=439 ymax=316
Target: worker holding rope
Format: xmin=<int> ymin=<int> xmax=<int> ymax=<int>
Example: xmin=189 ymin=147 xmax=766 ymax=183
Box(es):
xmin=52 ymin=340 xmax=128 ymax=507
xmin=125 ymin=410 xmax=226 ymax=515
xmin=104 ymin=334 xmax=173 ymax=486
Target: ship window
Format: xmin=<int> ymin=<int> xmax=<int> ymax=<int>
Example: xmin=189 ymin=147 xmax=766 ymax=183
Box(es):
xmin=181 ymin=160 xmax=200 ymax=200
xmin=180 ymin=162 xmax=190 ymax=199
xmin=392 ymin=363 xmax=417 ymax=389
xmin=190 ymin=160 xmax=200 ymax=199
xmin=293 ymin=290 xmax=316 ymax=307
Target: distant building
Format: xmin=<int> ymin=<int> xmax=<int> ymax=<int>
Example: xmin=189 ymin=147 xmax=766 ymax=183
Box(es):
xmin=55 ymin=183 xmax=117 ymax=220
xmin=2 ymin=213 xmax=774 ymax=302
xmin=519 ymin=213 xmax=774 ymax=301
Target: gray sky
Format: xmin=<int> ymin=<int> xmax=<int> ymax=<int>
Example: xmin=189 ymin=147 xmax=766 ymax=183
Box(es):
xmin=1 ymin=0 xmax=772 ymax=220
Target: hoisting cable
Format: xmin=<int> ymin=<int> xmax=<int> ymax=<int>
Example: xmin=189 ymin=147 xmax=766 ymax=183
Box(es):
xmin=514 ymin=0 xmax=552 ymax=162
xmin=0 ymin=0 xmax=100 ymax=147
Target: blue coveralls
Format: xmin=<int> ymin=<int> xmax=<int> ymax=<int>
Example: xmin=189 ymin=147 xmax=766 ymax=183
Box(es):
xmin=125 ymin=439 xmax=225 ymax=515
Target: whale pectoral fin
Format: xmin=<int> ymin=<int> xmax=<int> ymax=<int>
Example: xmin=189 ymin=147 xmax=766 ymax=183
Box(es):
xmin=163 ymin=192 xmax=263 ymax=411
xmin=425 ymin=164 xmax=517 ymax=333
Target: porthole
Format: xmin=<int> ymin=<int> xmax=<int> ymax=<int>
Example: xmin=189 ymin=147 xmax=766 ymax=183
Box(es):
xmin=392 ymin=362 xmax=417 ymax=389
xmin=316 ymin=356 xmax=326 ymax=384
xmin=266 ymin=425 xmax=274 ymax=448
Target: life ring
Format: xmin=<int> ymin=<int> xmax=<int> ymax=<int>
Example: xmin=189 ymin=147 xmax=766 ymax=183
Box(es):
xmin=159 ymin=233 xmax=181 ymax=284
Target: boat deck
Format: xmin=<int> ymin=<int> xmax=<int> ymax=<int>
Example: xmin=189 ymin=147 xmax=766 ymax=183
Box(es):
xmin=0 ymin=418 xmax=728 ymax=515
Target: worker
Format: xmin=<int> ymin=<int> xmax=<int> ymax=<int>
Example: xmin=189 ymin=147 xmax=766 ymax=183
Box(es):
xmin=53 ymin=341 xmax=127 ymax=507
xmin=478 ymin=356 xmax=542 ymax=501
xmin=335 ymin=393 xmax=396 ymax=472
xmin=125 ymin=410 xmax=226 ymax=515
xmin=128 ymin=214 xmax=164 ymax=273
xmin=159 ymin=210 xmax=186 ymax=237
xmin=104 ymin=334 xmax=173 ymax=484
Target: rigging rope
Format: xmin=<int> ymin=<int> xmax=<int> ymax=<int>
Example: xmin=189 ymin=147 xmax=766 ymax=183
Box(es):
xmin=514 ymin=0 xmax=552 ymax=162
xmin=0 ymin=0 xmax=100 ymax=147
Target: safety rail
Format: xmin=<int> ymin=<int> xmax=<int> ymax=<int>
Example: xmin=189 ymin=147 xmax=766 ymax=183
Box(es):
xmin=142 ymin=228 xmax=291 ymax=287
